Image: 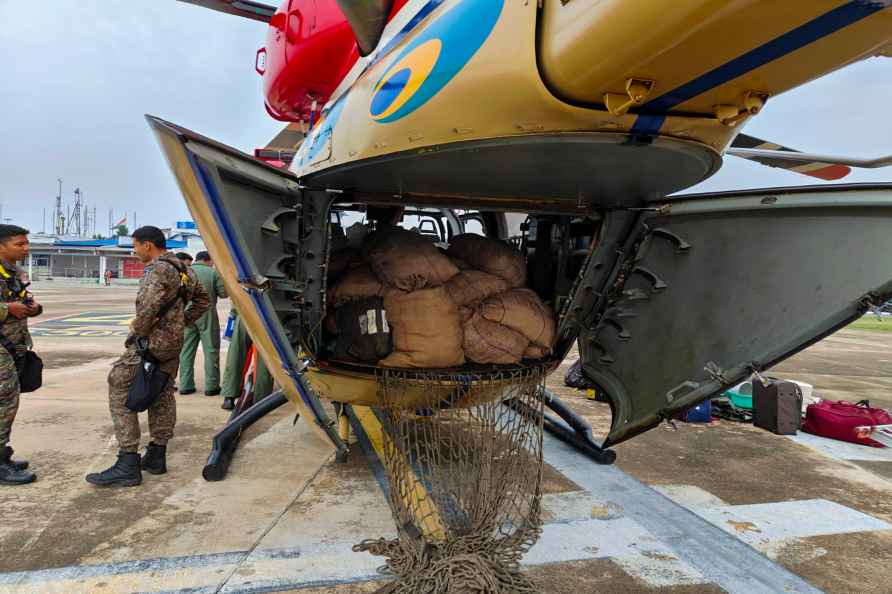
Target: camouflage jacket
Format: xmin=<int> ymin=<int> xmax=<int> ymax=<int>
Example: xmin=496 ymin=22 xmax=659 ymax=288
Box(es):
xmin=130 ymin=252 xmax=210 ymax=362
xmin=0 ymin=262 xmax=34 ymax=356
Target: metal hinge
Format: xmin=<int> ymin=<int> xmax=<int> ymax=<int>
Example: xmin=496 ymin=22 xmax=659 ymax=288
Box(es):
xmin=715 ymin=91 xmax=768 ymax=127
xmin=704 ymin=361 xmax=730 ymax=384
xmin=605 ymin=78 xmax=655 ymax=116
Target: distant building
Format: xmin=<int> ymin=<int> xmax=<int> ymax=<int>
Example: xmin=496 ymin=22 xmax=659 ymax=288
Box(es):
xmin=162 ymin=221 xmax=206 ymax=255
xmin=26 ymin=221 xmax=200 ymax=281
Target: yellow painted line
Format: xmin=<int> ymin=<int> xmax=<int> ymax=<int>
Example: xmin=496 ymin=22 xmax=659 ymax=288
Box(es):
xmin=352 ymin=405 xmax=446 ymax=542
xmin=63 ymin=314 xmax=132 ymax=325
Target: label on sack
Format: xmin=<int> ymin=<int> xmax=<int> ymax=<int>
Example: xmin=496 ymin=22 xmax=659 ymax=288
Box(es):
xmin=359 ymin=309 xmax=388 ymax=335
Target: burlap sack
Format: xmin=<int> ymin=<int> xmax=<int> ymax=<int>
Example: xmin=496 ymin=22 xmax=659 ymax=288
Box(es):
xmin=480 ymin=289 xmax=556 ymax=348
xmin=447 ymin=234 xmax=526 ymax=288
xmin=462 ymin=312 xmax=528 ymax=365
xmin=379 ymin=287 xmax=465 ymax=368
xmin=329 ymin=264 xmax=385 ymax=307
xmin=364 ymin=227 xmax=459 ymax=291
xmin=328 ymin=247 xmax=363 ymax=281
xmin=444 ymin=270 xmax=510 ymax=307
xmin=523 ymin=344 xmax=550 ymax=359
xmin=450 ymin=256 xmax=472 ymax=271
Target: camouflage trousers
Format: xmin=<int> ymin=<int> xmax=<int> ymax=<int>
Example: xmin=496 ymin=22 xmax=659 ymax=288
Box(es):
xmin=108 ymin=348 xmax=178 ymax=454
xmin=0 ymin=349 xmax=20 ymax=448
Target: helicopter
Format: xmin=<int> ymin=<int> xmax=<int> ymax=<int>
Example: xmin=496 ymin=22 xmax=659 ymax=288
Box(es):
xmin=151 ymin=0 xmax=892 ymax=463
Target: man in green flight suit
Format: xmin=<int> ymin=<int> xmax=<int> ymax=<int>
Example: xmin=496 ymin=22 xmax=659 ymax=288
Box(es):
xmin=220 ymin=309 xmax=274 ymax=410
xmin=178 ymin=251 xmax=227 ymax=396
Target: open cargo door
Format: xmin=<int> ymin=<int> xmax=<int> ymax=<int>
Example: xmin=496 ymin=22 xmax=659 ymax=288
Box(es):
xmin=568 ymin=185 xmax=892 ymax=447
xmin=147 ymin=116 xmax=347 ymax=457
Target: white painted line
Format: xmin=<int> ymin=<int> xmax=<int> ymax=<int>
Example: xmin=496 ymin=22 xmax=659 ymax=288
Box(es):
xmin=218 ymin=542 xmax=381 ymax=594
xmin=690 ymin=499 xmax=892 ymax=547
xmin=10 ymin=434 xmax=863 ymax=594
xmin=653 ymin=485 xmax=728 ymax=508
xmin=528 ymin=518 xmax=707 ymax=588
xmin=788 ymin=432 xmax=892 ymax=462
xmin=544 ymin=434 xmax=824 ymax=594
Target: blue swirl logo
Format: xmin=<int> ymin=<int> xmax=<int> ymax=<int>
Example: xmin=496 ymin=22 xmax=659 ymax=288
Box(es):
xmin=370 ymin=0 xmax=504 ymax=123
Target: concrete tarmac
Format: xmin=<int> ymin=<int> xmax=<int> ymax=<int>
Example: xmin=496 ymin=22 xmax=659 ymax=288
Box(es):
xmin=2 ymin=282 xmax=892 ymax=593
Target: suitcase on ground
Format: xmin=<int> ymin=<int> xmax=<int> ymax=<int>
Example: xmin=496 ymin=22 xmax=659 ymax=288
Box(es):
xmin=802 ymin=400 xmax=892 ymax=447
xmin=752 ymin=379 xmax=802 ymax=435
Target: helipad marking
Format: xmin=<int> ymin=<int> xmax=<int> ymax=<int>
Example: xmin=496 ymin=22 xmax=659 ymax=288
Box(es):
xmin=691 ymin=499 xmax=892 ymax=546
xmin=29 ymin=311 xmax=133 ymax=337
xmin=33 ymin=312 xmax=132 ymax=326
xmin=9 ymin=421 xmax=866 ymax=593
xmin=788 ymin=431 xmax=892 ymax=462
xmin=544 ymin=434 xmax=824 ymax=594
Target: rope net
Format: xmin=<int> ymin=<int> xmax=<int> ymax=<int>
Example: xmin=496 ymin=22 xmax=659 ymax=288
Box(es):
xmin=355 ymin=366 xmax=546 ymax=593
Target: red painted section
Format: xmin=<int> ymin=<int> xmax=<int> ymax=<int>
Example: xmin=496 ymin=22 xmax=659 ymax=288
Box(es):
xmin=805 ymin=164 xmax=851 ymax=181
xmin=122 ymin=258 xmax=144 ymax=279
xmin=260 ymin=0 xmax=411 ymax=122
xmin=256 ymin=156 xmax=290 ymax=168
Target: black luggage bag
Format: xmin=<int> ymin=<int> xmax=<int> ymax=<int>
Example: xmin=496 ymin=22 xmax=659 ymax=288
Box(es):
xmin=334 ymin=297 xmax=393 ymax=362
xmin=752 ymin=378 xmax=803 ymax=435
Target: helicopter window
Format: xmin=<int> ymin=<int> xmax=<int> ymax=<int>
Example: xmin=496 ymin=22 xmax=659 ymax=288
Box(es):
xmin=398 ymin=214 xmax=446 ymax=241
xmin=417 ymin=219 xmax=441 ymax=238
xmin=455 ymin=210 xmax=487 ymax=236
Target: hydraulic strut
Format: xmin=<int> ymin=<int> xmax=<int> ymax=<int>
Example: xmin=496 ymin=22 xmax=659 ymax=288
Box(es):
xmin=203 ymin=390 xmax=289 ymax=482
xmin=505 ymin=389 xmax=617 ymax=465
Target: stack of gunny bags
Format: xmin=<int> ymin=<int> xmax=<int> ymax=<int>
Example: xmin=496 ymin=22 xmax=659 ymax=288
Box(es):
xmin=326 ymin=227 xmax=556 ymax=368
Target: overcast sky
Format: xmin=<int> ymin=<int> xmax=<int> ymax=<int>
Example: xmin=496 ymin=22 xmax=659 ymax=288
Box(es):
xmin=1 ymin=1 xmax=890 ymax=235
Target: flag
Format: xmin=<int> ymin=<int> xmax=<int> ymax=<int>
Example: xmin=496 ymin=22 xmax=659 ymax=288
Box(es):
xmin=114 ymin=216 xmax=127 ymax=227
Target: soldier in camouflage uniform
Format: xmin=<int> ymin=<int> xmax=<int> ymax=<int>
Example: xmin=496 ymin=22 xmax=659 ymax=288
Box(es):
xmin=87 ymin=226 xmax=209 ymax=487
xmin=220 ymin=309 xmax=274 ymax=411
xmin=0 ymin=225 xmax=42 ymax=486
xmin=178 ymin=251 xmax=227 ymax=396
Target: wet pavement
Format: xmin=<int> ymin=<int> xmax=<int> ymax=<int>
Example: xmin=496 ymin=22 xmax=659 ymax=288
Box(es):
xmin=2 ymin=282 xmax=892 ymax=593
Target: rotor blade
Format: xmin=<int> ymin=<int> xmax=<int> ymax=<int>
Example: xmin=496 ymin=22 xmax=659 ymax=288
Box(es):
xmin=177 ymin=0 xmax=276 ymax=23
xmin=729 ymin=148 xmax=892 ymax=169
xmin=728 ymin=133 xmax=852 ymax=181
xmin=335 ymin=0 xmax=393 ymax=56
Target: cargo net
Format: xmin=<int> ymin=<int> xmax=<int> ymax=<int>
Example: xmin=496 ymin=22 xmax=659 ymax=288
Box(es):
xmin=355 ymin=366 xmax=546 ymax=593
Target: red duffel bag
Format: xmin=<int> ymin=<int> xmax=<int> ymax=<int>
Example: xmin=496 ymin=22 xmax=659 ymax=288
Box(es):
xmin=802 ymin=399 xmax=892 ymax=447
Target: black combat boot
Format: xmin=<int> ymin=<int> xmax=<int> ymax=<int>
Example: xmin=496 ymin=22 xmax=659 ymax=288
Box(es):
xmin=0 ymin=446 xmax=36 ymax=486
xmin=85 ymin=451 xmax=142 ymax=487
xmin=6 ymin=446 xmax=28 ymax=470
xmin=141 ymin=442 xmax=167 ymax=475
xmin=221 ymin=397 xmax=235 ymax=411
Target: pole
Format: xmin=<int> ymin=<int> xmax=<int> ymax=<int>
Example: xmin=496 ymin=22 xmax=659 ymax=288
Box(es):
xmin=56 ymin=179 xmax=62 ymax=235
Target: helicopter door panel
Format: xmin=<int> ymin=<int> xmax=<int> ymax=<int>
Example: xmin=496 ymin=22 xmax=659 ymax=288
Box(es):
xmin=146 ymin=115 xmax=347 ymax=455
xmin=574 ymin=185 xmax=892 ymax=447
